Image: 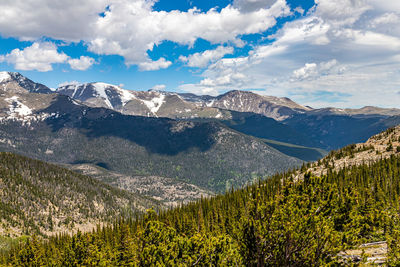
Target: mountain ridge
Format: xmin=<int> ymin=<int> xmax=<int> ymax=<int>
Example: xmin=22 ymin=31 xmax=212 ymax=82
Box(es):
xmin=55 ymin=78 xmax=400 ymax=121
xmin=0 ymin=73 xmax=302 ymax=201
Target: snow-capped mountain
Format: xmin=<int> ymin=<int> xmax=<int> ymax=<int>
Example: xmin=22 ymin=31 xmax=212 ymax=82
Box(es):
xmin=0 ymin=71 xmax=53 ymax=94
xmin=56 ymin=83 xmax=314 ymax=120
xmin=0 ymin=71 xmax=81 ymax=124
xmin=57 ymin=82 xmax=225 ymax=118
xmin=0 ymin=71 xmax=304 ymax=198
xmin=57 ymin=82 xmax=137 ymax=110
xmin=2 ymin=71 xmax=400 ymax=151
xmin=197 ymin=90 xmax=312 ymax=121
xmin=56 ymin=80 xmax=400 ymax=121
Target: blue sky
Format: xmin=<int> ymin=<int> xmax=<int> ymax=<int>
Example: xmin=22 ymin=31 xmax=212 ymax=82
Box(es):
xmin=0 ymin=0 xmax=399 ymax=108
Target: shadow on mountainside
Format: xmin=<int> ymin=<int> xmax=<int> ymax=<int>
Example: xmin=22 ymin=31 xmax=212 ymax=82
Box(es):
xmin=40 ymin=96 xmax=218 ymax=156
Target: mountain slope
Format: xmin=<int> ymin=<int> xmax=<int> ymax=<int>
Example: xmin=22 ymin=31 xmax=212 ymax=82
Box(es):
xmin=56 ymin=80 xmax=400 ymax=152
xmin=0 ymin=71 xmax=53 ymax=94
xmin=57 ymin=81 xmax=400 ymax=121
xmin=298 ymin=125 xmax=400 ymax=179
xmin=0 ymin=108 xmax=301 ymax=193
xmin=0 ymin=74 xmax=301 ymax=196
xmin=193 ymin=111 xmax=327 ymax=161
xmin=284 ymin=113 xmax=398 ymax=150
xmin=0 ymin=152 xmax=159 ymax=237
xmin=199 ymin=90 xmax=311 ymax=121
xmin=5 ymin=126 xmax=400 ymax=266
xmin=57 ymin=83 xmax=312 ymax=121
xmin=57 ymin=83 xmax=225 ymax=119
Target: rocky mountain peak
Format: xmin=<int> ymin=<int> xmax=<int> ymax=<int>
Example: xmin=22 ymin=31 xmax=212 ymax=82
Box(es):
xmin=0 ymin=71 xmax=53 ymax=94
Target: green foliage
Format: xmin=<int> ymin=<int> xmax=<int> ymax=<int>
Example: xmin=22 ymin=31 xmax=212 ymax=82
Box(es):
xmin=0 ymin=152 xmax=159 ymax=237
xmin=0 ymin=115 xmax=300 ymax=194
xmin=3 ymin=154 xmax=400 ymax=266
xmin=387 ymin=141 xmax=393 ymax=151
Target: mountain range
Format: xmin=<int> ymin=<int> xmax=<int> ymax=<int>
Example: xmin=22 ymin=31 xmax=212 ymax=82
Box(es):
xmin=56 ymin=79 xmax=400 ymax=150
xmin=0 ymin=71 xmax=302 ymax=203
xmin=0 ymin=71 xmax=399 ymax=205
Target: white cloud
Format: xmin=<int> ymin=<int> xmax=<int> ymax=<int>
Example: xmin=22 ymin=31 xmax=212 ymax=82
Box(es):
xmin=68 ymin=56 xmax=95 ymax=70
xmin=58 ymin=80 xmax=82 ymax=87
xmin=0 ymin=42 xmax=96 ymax=72
xmin=369 ymin=12 xmax=400 ymax=28
xmin=179 ymin=0 xmax=400 ymax=108
xmin=180 ymin=46 xmax=234 ymax=68
xmin=151 ymin=84 xmax=166 ymax=90
xmin=0 ymin=0 xmax=290 ymax=69
xmin=0 ymin=42 xmax=68 ymax=72
xmin=0 ymin=0 xmax=109 ymax=41
xmin=292 ymin=63 xmax=318 ymax=80
xmin=90 ymin=0 xmax=290 ymax=67
xmin=294 ymin=6 xmax=304 ymax=15
xmin=138 ymin=57 xmax=172 ymax=71
xmin=292 ymin=60 xmax=343 ymax=81
xmin=233 ymin=0 xmax=277 ymax=12
xmin=313 ymin=0 xmax=372 ymax=27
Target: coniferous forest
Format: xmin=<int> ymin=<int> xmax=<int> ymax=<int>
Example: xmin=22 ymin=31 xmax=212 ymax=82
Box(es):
xmin=2 ymin=152 xmax=400 ymax=266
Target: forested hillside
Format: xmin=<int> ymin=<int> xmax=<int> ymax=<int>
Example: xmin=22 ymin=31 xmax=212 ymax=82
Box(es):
xmin=0 ymin=152 xmax=159 ymax=238
xmin=0 ymin=108 xmax=300 ymax=194
xmin=3 ymin=149 xmax=400 ymax=265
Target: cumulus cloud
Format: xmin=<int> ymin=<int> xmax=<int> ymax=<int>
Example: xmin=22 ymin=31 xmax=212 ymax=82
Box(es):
xmin=151 ymin=84 xmax=166 ymax=90
xmin=68 ymin=56 xmax=95 ymax=70
xmin=0 ymin=42 xmax=97 ymax=72
xmin=58 ymin=80 xmax=82 ymax=87
xmin=233 ymin=0 xmax=278 ymax=12
xmin=313 ymin=0 xmax=372 ymax=27
xmin=180 ymin=46 xmax=234 ymax=68
xmin=90 ymin=0 xmax=290 ymax=67
xmin=0 ymin=0 xmax=290 ymax=69
xmin=292 ymin=60 xmax=344 ymax=81
xmin=0 ymin=42 xmax=68 ymax=72
xmin=179 ymin=0 xmax=400 ymax=108
xmin=0 ymin=0 xmax=108 ymax=41
xmin=138 ymin=58 xmax=172 ymax=71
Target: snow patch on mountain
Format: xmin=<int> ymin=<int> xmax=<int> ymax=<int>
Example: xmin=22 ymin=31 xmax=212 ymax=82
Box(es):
xmin=0 ymin=72 xmax=11 ymax=83
xmin=118 ymin=87 xmax=137 ymax=106
xmin=141 ymin=94 xmax=165 ymax=114
xmin=91 ymin=83 xmax=113 ymax=108
xmin=5 ymin=96 xmax=32 ymax=117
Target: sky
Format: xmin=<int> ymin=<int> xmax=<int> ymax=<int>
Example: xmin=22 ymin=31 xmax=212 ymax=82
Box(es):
xmin=0 ymin=0 xmax=399 ymax=108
